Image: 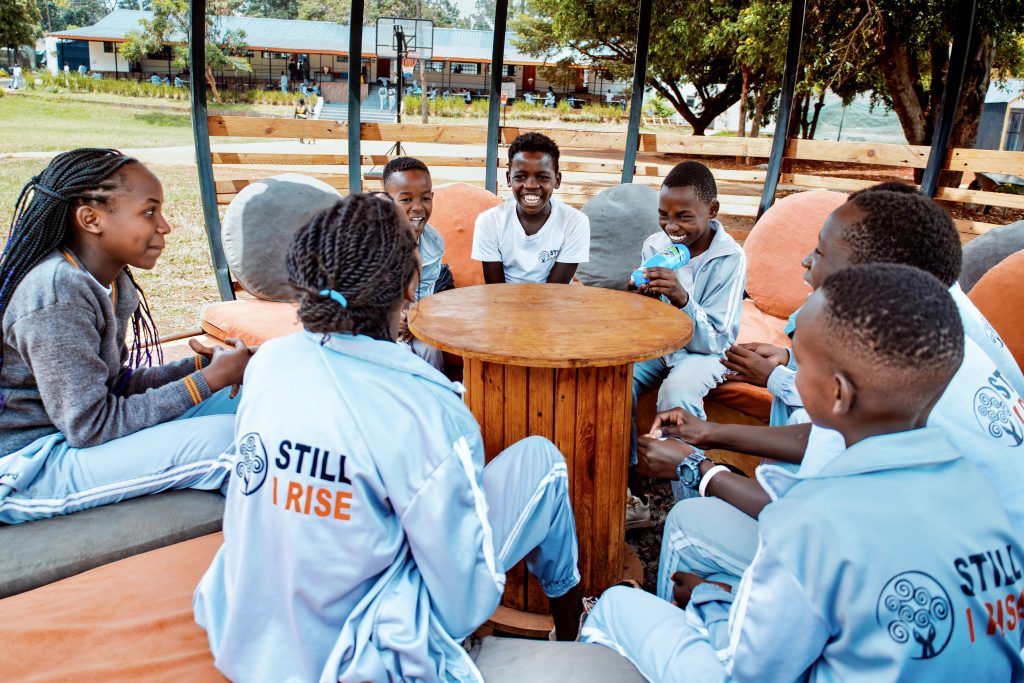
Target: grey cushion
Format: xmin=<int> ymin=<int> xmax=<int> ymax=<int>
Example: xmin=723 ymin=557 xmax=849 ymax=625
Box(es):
xmin=577 ymin=184 xmax=659 ymax=290
xmin=221 ymin=174 xmax=342 ymax=301
xmin=0 ymin=489 xmax=224 ymax=598
xmin=471 ymin=636 xmax=645 ymax=682
xmin=960 ymin=220 xmax=1024 ymax=292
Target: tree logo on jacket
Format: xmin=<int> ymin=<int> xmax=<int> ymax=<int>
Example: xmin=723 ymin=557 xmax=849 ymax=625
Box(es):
xmin=876 ymin=571 xmax=953 ymax=659
xmin=973 ymin=381 xmax=1024 ymax=448
xmin=236 ymin=432 xmax=268 ymax=496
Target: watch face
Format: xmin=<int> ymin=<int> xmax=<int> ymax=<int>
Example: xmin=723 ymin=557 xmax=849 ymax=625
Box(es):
xmin=682 ymin=464 xmax=699 ymax=486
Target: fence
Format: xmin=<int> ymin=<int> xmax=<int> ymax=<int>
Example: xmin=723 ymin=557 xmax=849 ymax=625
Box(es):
xmin=207 ymin=116 xmax=1024 ymax=242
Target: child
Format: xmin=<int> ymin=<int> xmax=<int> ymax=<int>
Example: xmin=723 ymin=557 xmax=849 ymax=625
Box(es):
xmin=194 ymin=194 xmax=584 ymax=682
xmin=630 ymin=160 xmax=746 ymax=505
xmin=585 ymin=265 xmax=1024 ymax=681
xmin=0 ymin=149 xmax=250 ymax=524
xmin=640 ymin=186 xmax=1024 ymax=594
xmin=471 ymin=132 xmax=590 ymax=284
xmin=382 ymin=156 xmax=446 ymax=371
xmin=721 ymin=183 xmax=1024 ymax=425
xmin=294 ymin=97 xmax=309 ymax=144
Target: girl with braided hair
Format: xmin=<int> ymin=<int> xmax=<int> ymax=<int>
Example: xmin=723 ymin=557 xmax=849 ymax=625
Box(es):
xmin=0 ymin=149 xmax=251 ymax=524
xmin=195 ymin=193 xmax=585 ymax=683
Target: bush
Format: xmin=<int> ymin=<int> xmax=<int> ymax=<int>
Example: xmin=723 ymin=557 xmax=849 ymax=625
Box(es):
xmin=0 ymin=68 xmax=9 ymax=78
xmin=36 ymin=71 xmax=311 ymax=106
xmin=402 ymin=94 xmax=488 ymax=118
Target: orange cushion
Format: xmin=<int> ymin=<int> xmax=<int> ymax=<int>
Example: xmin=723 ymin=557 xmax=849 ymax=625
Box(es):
xmin=201 ymin=299 xmax=301 ymax=347
xmin=744 ymin=190 xmax=848 ymax=319
xmin=706 ymin=381 xmax=773 ymax=423
xmin=0 ymin=533 xmax=225 ymax=683
xmin=430 ymin=182 xmax=502 ymax=288
xmin=968 ymin=249 xmax=1024 ymax=370
xmin=736 ymin=299 xmax=793 ymax=348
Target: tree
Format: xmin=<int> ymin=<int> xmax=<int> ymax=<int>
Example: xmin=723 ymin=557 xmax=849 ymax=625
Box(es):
xmin=241 ymin=0 xmax=297 ymax=19
xmin=845 ymin=0 xmax=1023 ymax=175
xmin=36 ymin=0 xmax=107 ymax=33
xmin=462 ymin=0 xmax=496 ymax=30
xmin=120 ymin=0 xmax=251 ymax=103
xmin=0 ymin=0 xmax=41 ymax=65
xmin=513 ymin=0 xmax=773 ymax=135
xmin=297 ymin=0 xmax=462 ymax=27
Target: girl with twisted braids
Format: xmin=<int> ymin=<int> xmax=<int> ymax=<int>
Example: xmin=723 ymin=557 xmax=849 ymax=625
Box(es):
xmin=0 ymin=149 xmax=251 ymax=524
xmin=195 ymin=193 xmax=585 ymax=683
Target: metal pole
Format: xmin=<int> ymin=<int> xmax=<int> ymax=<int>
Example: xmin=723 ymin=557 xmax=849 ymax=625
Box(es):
xmin=621 ymin=0 xmax=652 ymax=184
xmin=919 ymin=0 xmax=977 ymax=197
xmin=757 ymin=0 xmax=806 ymax=218
xmin=485 ymin=0 xmax=509 ymax=194
xmin=114 ymin=43 xmax=119 ymax=80
xmin=347 ymin=6 xmax=364 ymax=194
xmin=189 ymin=0 xmax=234 ymax=301
xmin=396 ymin=26 xmax=405 ymax=123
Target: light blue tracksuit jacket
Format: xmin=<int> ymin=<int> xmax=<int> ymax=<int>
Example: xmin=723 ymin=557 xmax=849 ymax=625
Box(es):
xmin=584 ymin=427 xmax=1024 ymax=681
xmin=194 ymin=331 xmax=578 ymax=682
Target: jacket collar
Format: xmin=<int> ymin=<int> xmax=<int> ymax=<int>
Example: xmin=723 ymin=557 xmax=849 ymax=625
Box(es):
xmin=305 ymin=331 xmax=464 ymax=396
xmin=757 ymin=426 xmax=961 ymax=500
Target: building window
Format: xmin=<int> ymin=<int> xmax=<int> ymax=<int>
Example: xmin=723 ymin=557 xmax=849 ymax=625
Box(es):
xmin=423 ymin=60 xmax=445 ymax=73
xmin=103 ymin=41 xmax=114 ymax=53
xmin=335 ymin=55 xmax=348 ymax=63
xmin=450 ymin=62 xmax=479 ymax=75
xmin=505 ymin=64 xmax=516 ymax=77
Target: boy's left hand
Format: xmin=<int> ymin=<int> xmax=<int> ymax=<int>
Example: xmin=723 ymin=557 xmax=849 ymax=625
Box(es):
xmin=721 ymin=344 xmax=783 ymax=387
xmin=641 ymin=267 xmax=689 ymax=308
xmin=671 ymin=572 xmax=732 ymax=609
xmin=398 ymin=310 xmax=413 ymax=343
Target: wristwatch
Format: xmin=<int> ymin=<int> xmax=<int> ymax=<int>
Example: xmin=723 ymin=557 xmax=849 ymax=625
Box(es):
xmin=676 ymin=449 xmax=707 ymax=492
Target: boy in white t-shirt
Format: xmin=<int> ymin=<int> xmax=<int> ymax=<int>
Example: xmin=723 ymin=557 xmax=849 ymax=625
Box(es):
xmin=471 ymin=132 xmax=590 ymax=284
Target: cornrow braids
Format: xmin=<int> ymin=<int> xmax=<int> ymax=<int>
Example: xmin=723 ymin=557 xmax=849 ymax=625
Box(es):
xmin=286 ymin=194 xmax=418 ymax=341
xmin=0 ymin=148 xmax=163 ymax=411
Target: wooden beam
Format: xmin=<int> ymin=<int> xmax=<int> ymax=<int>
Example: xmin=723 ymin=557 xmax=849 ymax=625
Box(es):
xmin=785 ymin=139 xmax=930 ymax=168
xmin=946 ymin=148 xmax=1024 ymax=177
xmin=361 ymin=123 xmax=488 ymax=144
xmin=934 ymin=186 xmax=1024 ymax=210
xmin=209 ymin=116 xmax=348 ymax=139
xmin=780 ymin=174 xmax=878 ymax=192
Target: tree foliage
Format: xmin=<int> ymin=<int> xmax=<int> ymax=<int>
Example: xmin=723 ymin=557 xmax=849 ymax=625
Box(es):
xmin=1 ymin=0 xmax=42 ymax=57
xmin=120 ymin=0 xmax=251 ymax=102
xmin=296 ymin=0 xmax=462 ymax=27
xmin=35 ymin=0 xmax=108 ymax=32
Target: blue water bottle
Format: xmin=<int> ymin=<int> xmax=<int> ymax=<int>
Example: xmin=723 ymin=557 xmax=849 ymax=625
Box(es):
xmin=631 ymin=244 xmax=691 ymax=287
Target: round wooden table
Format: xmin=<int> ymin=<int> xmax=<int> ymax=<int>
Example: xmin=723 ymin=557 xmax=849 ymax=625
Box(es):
xmin=409 ymin=283 xmax=692 ymax=634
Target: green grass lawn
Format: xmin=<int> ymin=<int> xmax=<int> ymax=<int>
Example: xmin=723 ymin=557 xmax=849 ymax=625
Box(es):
xmin=0 ymin=93 xmax=195 ymax=154
xmin=0 ymin=90 xmax=286 ymax=154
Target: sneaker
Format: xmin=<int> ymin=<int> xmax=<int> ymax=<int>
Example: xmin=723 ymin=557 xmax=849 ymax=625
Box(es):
xmin=625 ymin=489 xmax=654 ymax=530
xmin=549 ymin=595 xmax=600 ymax=642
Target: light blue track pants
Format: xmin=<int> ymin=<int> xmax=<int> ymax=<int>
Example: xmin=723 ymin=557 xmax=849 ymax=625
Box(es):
xmin=656 ymin=496 xmax=758 ymax=596
xmin=0 ymin=389 xmax=239 ymax=524
xmin=483 ymin=436 xmax=581 ymax=598
xmin=580 ymin=586 xmax=728 ymax=683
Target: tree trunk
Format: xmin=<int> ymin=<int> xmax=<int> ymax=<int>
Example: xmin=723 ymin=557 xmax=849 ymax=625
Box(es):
xmin=941 ymin=33 xmax=995 ymax=188
xmin=651 ymin=76 xmax=741 ymax=136
xmin=738 ymin=65 xmax=749 ymax=138
xmin=745 ymin=85 xmax=767 ymax=165
xmin=205 ymin=64 xmax=222 ymax=103
xmin=807 ymin=89 xmax=826 ymax=140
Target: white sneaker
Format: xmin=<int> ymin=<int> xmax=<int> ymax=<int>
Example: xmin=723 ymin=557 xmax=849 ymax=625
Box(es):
xmin=625 ymin=488 xmax=654 ymax=530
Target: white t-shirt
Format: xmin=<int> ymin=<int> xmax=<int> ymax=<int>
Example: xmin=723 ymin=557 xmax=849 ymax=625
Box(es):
xmin=471 ymin=198 xmax=590 ymax=283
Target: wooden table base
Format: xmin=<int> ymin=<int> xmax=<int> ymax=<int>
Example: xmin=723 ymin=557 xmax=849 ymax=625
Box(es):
xmin=464 ymin=357 xmax=634 ymax=614
xmin=484 ymin=542 xmax=644 ymax=639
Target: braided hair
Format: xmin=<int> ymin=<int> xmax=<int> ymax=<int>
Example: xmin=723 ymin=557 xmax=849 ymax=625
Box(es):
xmin=286 ymin=194 xmax=418 ymax=340
xmin=1 ymin=148 xmax=164 ymax=410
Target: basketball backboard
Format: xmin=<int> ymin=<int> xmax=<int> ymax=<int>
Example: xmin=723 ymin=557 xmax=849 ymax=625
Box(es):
xmin=375 ymin=17 xmax=434 ymax=61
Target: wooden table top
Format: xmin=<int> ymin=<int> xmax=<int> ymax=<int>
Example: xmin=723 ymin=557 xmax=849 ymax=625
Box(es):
xmin=408 ymin=283 xmax=693 ymax=368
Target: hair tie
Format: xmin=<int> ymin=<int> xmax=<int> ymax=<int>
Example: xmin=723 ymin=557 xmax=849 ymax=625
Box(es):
xmin=319 ymin=289 xmax=348 ymax=308
xmin=33 ymin=183 xmax=66 ymax=202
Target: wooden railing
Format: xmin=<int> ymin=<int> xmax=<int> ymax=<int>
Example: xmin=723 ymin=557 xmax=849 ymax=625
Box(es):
xmin=207 ymin=116 xmax=1024 ymax=241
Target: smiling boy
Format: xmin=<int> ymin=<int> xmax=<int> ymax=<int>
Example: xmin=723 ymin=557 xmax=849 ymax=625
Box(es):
xmin=382 ymin=157 xmax=446 ymax=371
xmin=629 ymin=161 xmax=746 ymax=506
xmin=471 ymin=132 xmax=590 ymax=284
